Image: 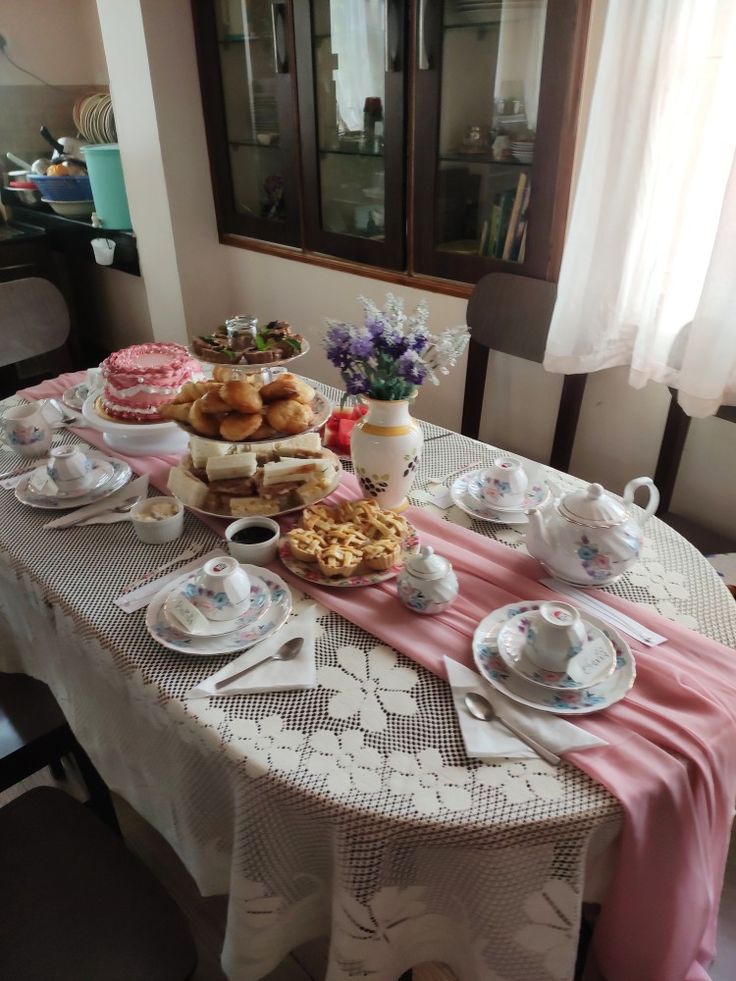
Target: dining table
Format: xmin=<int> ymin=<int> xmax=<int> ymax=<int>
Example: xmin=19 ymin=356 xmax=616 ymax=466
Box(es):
xmin=1 ymin=371 xmax=736 ymax=981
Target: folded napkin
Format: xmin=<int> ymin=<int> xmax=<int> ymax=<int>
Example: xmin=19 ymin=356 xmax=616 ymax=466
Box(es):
xmin=77 ymin=510 xmax=133 ymax=526
xmin=445 ymin=657 xmax=607 ymax=761
xmin=42 ymin=474 xmax=149 ymax=529
xmin=186 ymin=606 xmax=318 ymax=698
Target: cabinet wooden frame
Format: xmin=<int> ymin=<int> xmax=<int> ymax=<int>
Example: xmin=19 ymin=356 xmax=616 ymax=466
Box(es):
xmin=192 ymin=0 xmax=591 ymax=289
xmin=292 ymin=0 xmax=407 ymax=270
xmin=412 ymin=0 xmax=591 ymax=283
xmin=191 ymin=0 xmax=303 ymax=247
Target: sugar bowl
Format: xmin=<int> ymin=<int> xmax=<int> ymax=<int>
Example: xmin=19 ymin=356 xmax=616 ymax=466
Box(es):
xmin=397 ymin=546 xmax=458 ymax=615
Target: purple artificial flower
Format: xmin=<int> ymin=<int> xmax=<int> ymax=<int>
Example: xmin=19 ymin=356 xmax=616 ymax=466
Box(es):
xmin=397 ymin=349 xmax=427 ymax=386
xmin=348 ymin=326 xmax=375 ymax=359
xmin=365 ymin=314 xmax=387 ymax=339
xmin=344 ymin=371 xmax=370 ymax=396
xmin=406 ymin=328 xmax=430 ymax=353
xmin=324 ymin=322 xmax=354 ymax=369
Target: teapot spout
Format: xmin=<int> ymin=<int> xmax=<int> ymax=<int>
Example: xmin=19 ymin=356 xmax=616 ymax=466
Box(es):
xmin=525 ymin=498 xmax=554 ymax=563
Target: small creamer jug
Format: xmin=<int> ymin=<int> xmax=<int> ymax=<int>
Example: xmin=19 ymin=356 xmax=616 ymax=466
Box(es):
xmin=397 ymin=546 xmax=458 ymax=615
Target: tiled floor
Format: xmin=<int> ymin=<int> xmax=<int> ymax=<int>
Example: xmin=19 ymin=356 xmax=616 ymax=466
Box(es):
xmin=3 ymin=770 xmax=736 ymax=979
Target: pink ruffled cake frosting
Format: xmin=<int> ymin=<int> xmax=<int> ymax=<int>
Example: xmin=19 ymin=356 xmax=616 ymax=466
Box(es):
xmin=100 ymin=343 xmax=200 ymax=422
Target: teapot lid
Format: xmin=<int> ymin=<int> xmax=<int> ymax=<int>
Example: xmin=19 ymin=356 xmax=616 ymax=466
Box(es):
xmin=404 ymin=546 xmax=452 ymax=580
xmin=559 ymin=483 xmax=630 ymax=528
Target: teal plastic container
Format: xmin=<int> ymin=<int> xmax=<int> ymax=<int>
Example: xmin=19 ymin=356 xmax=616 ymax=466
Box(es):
xmin=84 ymin=144 xmax=132 ymax=230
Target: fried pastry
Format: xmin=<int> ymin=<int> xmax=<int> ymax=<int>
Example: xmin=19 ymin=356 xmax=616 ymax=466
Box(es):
xmin=219 ymin=380 xmax=263 ymax=414
xmin=266 ymin=398 xmax=313 ymax=435
xmin=199 ymin=388 xmax=231 ymax=414
xmin=219 ymin=412 xmax=264 ymax=441
xmin=190 ymin=398 xmax=223 ymax=437
xmin=159 ymin=401 xmax=193 ymax=423
xmin=249 ymin=421 xmax=278 ymax=441
xmin=259 ymin=373 xmax=301 ymax=403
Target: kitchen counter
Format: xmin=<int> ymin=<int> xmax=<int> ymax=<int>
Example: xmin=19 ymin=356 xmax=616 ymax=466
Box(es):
xmin=0 ymin=195 xmax=140 ymax=276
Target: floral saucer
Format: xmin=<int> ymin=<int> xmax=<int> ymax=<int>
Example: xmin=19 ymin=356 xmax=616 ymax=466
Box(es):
xmin=15 ymin=455 xmax=132 ymax=510
xmin=496 ymin=610 xmax=617 ymax=691
xmin=26 ymin=459 xmax=114 ymax=499
xmin=451 ymin=470 xmax=550 ymax=524
xmin=472 ymin=600 xmax=635 ymax=715
xmin=147 ymin=566 xmax=291 ymax=656
xmin=62 ymin=382 xmax=90 ymax=411
xmin=162 ymin=571 xmax=272 ymax=638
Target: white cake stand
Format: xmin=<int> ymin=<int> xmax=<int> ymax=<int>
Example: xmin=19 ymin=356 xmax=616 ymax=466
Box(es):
xmin=81 ymin=393 xmax=189 ymax=457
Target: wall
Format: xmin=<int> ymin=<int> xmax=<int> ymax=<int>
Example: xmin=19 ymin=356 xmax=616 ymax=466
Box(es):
xmin=91 ymin=0 xmax=734 ymax=541
xmin=1 ymin=0 xmax=154 ymax=355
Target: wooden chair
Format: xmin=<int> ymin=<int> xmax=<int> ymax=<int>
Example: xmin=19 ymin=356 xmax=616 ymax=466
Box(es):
xmin=461 ymin=272 xmax=588 ymax=471
xmin=0 ymin=672 xmax=120 ymax=833
xmin=0 ymin=786 xmax=197 ymax=981
xmin=0 ymin=276 xmax=72 ymax=398
xmin=653 ymin=392 xmax=736 ymax=552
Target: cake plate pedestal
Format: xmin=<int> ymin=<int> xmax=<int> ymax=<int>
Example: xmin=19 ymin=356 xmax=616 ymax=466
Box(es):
xmin=81 ymin=394 xmax=189 ymax=457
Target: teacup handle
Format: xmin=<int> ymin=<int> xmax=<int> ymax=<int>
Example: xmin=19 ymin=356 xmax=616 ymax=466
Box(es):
xmin=623 ymin=477 xmax=659 ymax=525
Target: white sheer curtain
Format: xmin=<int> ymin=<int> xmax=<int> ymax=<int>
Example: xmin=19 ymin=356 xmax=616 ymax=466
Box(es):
xmin=331 ymin=0 xmax=384 ymax=132
xmin=493 ymin=0 xmax=547 ymax=130
xmin=543 ymin=0 xmax=736 ymax=417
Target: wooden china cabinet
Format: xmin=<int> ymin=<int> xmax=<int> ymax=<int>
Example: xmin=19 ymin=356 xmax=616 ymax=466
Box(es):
xmin=191 ymin=0 xmax=590 ymax=291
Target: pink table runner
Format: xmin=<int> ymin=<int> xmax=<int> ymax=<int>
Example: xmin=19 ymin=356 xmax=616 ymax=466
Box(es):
xmin=19 ymin=375 xmax=736 ymax=980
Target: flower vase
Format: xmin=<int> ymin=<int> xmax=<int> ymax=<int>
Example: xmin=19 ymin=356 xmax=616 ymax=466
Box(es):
xmin=350 ymin=398 xmax=423 ymax=511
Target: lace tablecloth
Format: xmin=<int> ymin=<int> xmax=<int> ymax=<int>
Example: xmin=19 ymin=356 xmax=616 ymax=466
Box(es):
xmin=1 ymin=382 xmax=734 ymax=981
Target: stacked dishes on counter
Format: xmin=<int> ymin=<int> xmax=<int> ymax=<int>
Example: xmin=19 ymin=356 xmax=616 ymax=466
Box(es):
xmin=73 ymin=92 xmax=117 ymax=144
xmin=29 ymin=174 xmax=94 ymax=218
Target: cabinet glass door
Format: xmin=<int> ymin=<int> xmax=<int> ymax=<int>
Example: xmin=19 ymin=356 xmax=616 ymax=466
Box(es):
xmin=413 ymin=0 xmax=578 ymax=282
xmin=295 ymin=0 xmax=406 ymax=269
xmin=194 ymin=0 xmax=301 ymax=245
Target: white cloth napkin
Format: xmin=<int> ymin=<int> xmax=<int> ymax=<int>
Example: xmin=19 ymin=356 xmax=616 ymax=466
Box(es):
xmin=445 ymin=656 xmax=607 ymax=761
xmin=186 ymin=606 xmax=318 ymax=698
xmin=42 ymin=474 xmax=149 ymax=529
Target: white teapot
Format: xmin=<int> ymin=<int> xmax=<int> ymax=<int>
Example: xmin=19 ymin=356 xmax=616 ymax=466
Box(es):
xmin=525 ymin=478 xmax=659 ymax=587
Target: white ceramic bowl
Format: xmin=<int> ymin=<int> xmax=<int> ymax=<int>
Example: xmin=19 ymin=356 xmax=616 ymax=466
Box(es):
xmin=41 ymin=198 xmax=94 ymax=218
xmin=225 ymin=517 xmax=280 ymax=566
xmin=131 ymin=496 xmax=184 ymax=544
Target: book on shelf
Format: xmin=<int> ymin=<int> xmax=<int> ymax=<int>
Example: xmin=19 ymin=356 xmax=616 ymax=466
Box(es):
xmin=507 ymin=179 xmax=531 ymax=262
xmin=478 ymin=219 xmax=489 ymax=256
xmin=501 ymin=172 xmax=528 ymax=260
xmin=486 ymin=201 xmax=502 ymax=258
xmin=493 ymin=188 xmax=516 ymax=258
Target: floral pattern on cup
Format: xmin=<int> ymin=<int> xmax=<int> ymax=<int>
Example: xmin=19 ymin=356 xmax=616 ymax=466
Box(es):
xmin=10 ymin=425 xmax=46 ymax=446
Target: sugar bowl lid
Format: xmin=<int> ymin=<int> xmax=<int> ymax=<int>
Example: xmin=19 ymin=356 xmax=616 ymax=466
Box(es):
xmin=403 ymin=546 xmax=452 ymax=580
xmin=558 ymin=483 xmax=629 ymax=528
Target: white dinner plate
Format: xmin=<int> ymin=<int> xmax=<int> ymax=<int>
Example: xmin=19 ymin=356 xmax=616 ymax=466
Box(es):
xmin=14 ymin=454 xmax=132 ymax=510
xmin=146 ymin=565 xmax=292 ymax=656
xmin=473 ymin=600 xmax=636 ymax=714
xmin=162 ymin=571 xmax=273 ymax=638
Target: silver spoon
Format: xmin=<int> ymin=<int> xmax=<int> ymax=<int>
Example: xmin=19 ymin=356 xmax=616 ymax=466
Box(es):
xmin=214 ymin=636 xmax=304 ymax=690
xmin=463 ymin=691 xmax=560 ymax=766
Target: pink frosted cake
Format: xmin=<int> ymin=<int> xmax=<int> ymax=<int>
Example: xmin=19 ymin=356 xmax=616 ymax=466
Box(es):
xmin=99 ymin=343 xmax=201 ymax=422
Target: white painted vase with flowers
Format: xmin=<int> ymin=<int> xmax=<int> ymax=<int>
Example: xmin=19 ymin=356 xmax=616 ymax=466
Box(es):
xmin=324 ymin=294 xmax=469 ymax=510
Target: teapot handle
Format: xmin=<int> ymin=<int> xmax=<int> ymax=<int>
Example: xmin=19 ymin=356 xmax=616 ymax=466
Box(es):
xmin=623 ymin=477 xmax=660 ymax=525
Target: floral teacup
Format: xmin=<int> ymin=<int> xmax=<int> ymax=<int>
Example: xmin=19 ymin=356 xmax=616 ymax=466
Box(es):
xmin=185 ymin=556 xmax=251 ymax=622
xmin=46 ymin=446 xmax=94 ymax=494
xmin=1 ymin=403 xmax=52 ymax=458
xmin=525 ymin=602 xmax=588 ymax=673
xmin=480 ymin=457 xmax=528 ymax=509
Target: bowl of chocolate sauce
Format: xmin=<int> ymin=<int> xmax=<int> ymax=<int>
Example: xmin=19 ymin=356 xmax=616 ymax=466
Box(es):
xmin=225 ymin=517 xmax=280 ymax=565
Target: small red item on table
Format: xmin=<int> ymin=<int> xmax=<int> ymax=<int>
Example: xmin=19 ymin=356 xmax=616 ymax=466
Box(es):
xmin=324 ymin=403 xmax=368 ymax=456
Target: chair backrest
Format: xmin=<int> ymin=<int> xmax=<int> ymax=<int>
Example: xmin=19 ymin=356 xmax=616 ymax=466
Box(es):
xmin=0 ymin=277 xmax=70 ymax=369
xmin=461 ymin=271 xmax=586 ymax=471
